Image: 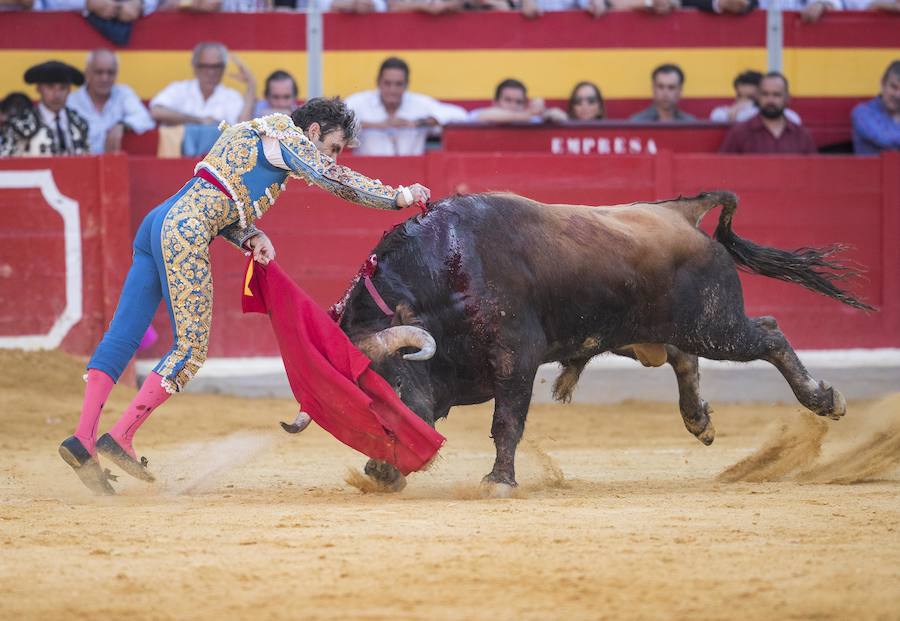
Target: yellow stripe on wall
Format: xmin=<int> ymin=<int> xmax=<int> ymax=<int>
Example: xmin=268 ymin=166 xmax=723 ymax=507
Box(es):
xmin=324 ymin=49 xmax=769 ymax=99
xmin=784 ymin=49 xmax=900 ymax=97
xmin=1 ymin=47 xmax=896 ymax=101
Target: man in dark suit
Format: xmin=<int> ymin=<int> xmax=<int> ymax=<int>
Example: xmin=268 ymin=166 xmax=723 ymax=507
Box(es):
xmin=0 ymin=60 xmax=90 ymax=157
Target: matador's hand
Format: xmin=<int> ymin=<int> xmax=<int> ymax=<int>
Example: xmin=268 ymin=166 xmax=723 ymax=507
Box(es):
xmin=397 ymin=183 xmax=431 ymax=208
xmin=245 ymin=232 xmax=276 ymax=265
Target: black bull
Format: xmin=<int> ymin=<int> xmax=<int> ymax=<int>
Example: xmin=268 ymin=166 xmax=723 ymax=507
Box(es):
xmin=337 ymin=191 xmax=872 ymax=491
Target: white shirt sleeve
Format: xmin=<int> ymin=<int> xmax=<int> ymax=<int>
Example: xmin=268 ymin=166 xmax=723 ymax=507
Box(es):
xmin=149 ymin=81 xmax=185 ymax=110
xmin=120 ymin=85 xmax=156 ymax=133
xmin=709 ymin=106 xmax=729 ymax=122
xmin=429 ymin=100 xmax=469 ymax=125
xmin=221 ymin=87 xmax=245 ymax=125
xmin=35 ymin=0 xmax=85 ymax=9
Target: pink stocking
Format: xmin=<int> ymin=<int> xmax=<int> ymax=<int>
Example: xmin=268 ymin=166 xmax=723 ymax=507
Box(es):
xmin=74 ymin=369 xmax=115 ymax=455
xmin=106 ymin=372 xmax=170 ymax=458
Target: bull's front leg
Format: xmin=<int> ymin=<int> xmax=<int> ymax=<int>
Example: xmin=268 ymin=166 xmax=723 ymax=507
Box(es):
xmin=483 ymin=371 xmax=537 ymax=495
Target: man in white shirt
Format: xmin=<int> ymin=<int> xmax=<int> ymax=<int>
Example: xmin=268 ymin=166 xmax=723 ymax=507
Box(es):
xmin=150 ymin=42 xmax=254 ymax=127
xmin=344 ymin=57 xmax=467 ymax=156
xmin=68 ymin=49 xmax=155 ymax=154
xmin=0 ymin=60 xmax=89 ymax=157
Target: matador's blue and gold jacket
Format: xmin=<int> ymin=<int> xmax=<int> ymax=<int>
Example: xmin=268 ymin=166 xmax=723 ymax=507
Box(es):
xmin=196 ymin=113 xmax=399 ymax=248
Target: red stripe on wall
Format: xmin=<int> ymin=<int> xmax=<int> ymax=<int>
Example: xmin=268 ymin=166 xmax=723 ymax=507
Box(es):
xmin=782 ymin=12 xmax=900 ymax=48
xmin=323 ymin=11 xmax=766 ymax=50
xmin=4 ymin=12 xmax=897 ymax=52
xmin=4 ymin=11 xmax=767 ymax=51
xmin=2 ymin=12 xmax=307 ymax=51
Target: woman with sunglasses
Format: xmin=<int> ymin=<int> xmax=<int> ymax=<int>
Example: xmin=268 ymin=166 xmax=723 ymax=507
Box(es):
xmin=567 ymin=81 xmax=606 ymax=121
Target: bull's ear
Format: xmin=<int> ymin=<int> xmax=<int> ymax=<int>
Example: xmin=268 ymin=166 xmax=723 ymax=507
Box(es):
xmin=391 ymin=301 xmax=422 ymax=327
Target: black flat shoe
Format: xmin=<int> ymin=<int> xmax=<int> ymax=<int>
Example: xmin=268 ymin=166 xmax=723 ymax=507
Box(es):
xmin=96 ymin=433 xmax=155 ymax=483
xmin=58 ymin=436 xmax=116 ymax=495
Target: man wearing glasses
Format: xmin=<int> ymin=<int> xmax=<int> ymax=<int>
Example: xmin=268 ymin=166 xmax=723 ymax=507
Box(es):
xmin=150 ymin=41 xmax=255 ymax=127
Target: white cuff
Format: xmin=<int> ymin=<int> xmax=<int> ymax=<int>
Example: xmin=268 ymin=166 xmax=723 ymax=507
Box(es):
xmin=398 ymin=185 xmax=414 ymax=206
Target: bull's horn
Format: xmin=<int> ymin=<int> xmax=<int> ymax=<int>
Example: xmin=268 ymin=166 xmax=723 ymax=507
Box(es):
xmin=372 ymin=326 xmax=436 ymax=361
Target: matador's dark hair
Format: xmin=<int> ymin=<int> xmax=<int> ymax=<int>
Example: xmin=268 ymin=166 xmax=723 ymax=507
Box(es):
xmin=291 ymin=97 xmax=358 ymax=144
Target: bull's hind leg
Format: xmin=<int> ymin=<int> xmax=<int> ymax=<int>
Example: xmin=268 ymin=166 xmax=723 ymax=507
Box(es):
xmin=612 ymin=345 xmax=715 ymax=445
xmin=666 ymin=346 xmax=716 ymax=444
xmin=752 ymin=317 xmax=846 ymax=419
xmin=678 ymin=316 xmax=845 ymax=420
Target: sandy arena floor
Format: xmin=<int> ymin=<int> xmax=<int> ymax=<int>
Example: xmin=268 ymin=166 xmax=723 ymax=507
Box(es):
xmin=1 ymin=350 xmax=899 ymax=621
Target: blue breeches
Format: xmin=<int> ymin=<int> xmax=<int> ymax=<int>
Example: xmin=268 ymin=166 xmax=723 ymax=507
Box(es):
xmin=88 ymin=178 xmax=216 ymax=393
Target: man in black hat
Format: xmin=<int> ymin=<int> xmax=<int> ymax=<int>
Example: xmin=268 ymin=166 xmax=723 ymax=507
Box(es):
xmin=0 ymin=60 xmax=90 ymax=157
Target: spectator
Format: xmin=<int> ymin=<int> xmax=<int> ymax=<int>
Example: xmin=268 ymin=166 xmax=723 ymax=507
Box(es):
xmin=31 ymin=0 xmax=85 ymax=9
xmin=680 ymin=0 xmax=757 ymax=14
xmin=0 ymin=92 xmax=32 ymax=125
xmin=0 ymin=61 xmax=89 ymax=157
xmin=463 ymin=0 xmax=516 ymax=9
xmin=388 ymin=0 xmax=461 ymax=13
xmin=609 ymin=0 xmax=681 ymax=15
xmin=567 ymin=81 xmax=605 ymax=121
xmin=719 ymin=72 xmax=817 ymax=154
xmin=0 ymin=0 xmax=34 ymax=8
xmin=758 ymin=0 xmax=841 ymax=22
xmin=851 ymin=60 xmax=900 ymax=154
xmin=67 ymin=49 xmax=154 ymax=154
xmin=710 ymin=71 xmax=761 ymax=123
xmin=328 ymin=0 xmax=387 ymax=10
xmin=630 ymin=64 xmax=696 ymax=122
xmin=858 ymin=0 xmax=900 ymax=11
xmin=469 ymin=78 xmax=567 ymax=123
xmin=83 ymin=0 xmax=145 ymax=22
xmin=520 ymin=0 xmax=608 ymax=19
xmin=253 ymin=70 xmax=299 ymax=117
xmin=150 ymin=42 xmax=254 ymax=127
xmin=344 ymin=56 xmax=467 ymax=156
xmin=156 ymin=0 xmax=220 ymax=10
xmin=711 ymin=70 xmax=804 ymax=125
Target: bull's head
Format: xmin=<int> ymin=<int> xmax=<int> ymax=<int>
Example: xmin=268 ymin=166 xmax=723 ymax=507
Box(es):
xmin=353 ymin=302 xmax=438 ymax=427
xmin=355 ymin=325 xmax=436 ymax=362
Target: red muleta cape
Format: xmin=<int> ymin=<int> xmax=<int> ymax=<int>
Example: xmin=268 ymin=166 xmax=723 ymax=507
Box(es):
xmin=241 ymin=259 xmax=445 ymax=475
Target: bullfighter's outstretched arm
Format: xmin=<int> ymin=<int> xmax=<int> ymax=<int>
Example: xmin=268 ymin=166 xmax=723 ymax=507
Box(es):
xmin=277 ymin=128 xmax=400 ymax=211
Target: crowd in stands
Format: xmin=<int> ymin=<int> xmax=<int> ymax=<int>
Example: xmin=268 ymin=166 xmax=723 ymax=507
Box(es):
xmin=1 ymin=44 xmax=898 ymax=157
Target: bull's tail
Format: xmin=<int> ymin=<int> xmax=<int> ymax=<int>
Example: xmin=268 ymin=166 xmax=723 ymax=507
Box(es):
xmin=710 ymin=192 xmax=875 ymax=311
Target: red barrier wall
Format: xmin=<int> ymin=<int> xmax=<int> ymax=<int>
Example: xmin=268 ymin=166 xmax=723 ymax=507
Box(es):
xmin=1 ymin=153 xmax=897 ymax=363
xmin=0 ymin=155 xmax=131 ymax=353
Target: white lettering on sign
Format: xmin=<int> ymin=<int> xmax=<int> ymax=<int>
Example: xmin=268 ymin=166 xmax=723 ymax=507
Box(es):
xmin=550 ymin=136 xmax=662 ymax=156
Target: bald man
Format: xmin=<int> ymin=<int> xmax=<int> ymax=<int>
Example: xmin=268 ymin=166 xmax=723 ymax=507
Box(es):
xmin=68 ymin=49 xmax=155 ymax=153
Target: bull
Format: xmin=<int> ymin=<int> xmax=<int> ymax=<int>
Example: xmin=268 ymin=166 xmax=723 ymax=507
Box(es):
xmin=333 ymin=191 xmax=872 ymax=494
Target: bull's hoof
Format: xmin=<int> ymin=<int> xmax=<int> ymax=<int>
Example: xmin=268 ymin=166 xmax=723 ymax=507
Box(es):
xmin=696 ymin=420 xmax=716 ymax=446
xmin=682 ymin=401 xmax=715 ymax=446
xmin=479 ymin=481 xmax=516 ymax=499
xmin=818 ymin=383 xmax=846 ymax=421
xmin=364 ymin=459 xmax=407 ymax=493
xmin=480 ymin=473 xmax=518 ymax=498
